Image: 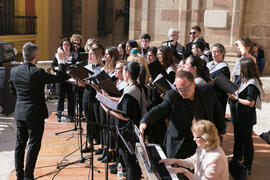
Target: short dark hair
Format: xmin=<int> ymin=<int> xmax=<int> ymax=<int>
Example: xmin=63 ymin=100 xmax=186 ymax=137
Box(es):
xmin=191 ymin=25 xmax=201 ymax=33
xmin=22 ymin=42 xmax=38 ymax=61
xmin=141 ymin=33 xmax=151 ymax=41
xmin=175 ymin=70 xmax=194 ymax=83
xmin=192 ymin=40 xmax=205 ymax=52
xmin=213 ymin=43 xmax=226 ymax=59
xmin=127 ymin=40 xmax=138 ymax=49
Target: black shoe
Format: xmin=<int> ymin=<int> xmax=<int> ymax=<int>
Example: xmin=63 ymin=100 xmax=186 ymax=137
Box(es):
xmin=81 ymin=147 xmax=93 ymax=153
xmin=109 ymin=162 xmax=118 ymax=169
xmin=95 ymin=148 xmax=103 ymax=155
xmin=57 ymin=117 xmax=61 ymax=122
xmin=110 ymin=166 xmax=117 ymax=174
xmin=97 ymin=150 xmax=107 ymax=161
xmin=66 ymin=116 xmax=75 ymax=122
xmin=101 ymin=151 xmax=116 ymax=163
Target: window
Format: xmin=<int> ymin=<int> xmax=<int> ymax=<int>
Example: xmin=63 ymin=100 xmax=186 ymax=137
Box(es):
xmin=97 ymin=0 xmax=113 ymax=35
xmin=0 ymin=0 xmax=37 ymax=35
xmin=62 ymin=0 xmax=82 ymax=38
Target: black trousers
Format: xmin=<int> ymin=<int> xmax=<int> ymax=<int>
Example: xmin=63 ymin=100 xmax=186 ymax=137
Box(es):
xmin=15 ymin=119 xmax=44 ymax=180
xmin=233 ymin=122 xmax=254 ymax=171
xmin=56 ymin=82 xmax=75 ymax=118
xmin=118 ymin=128 xmax=141 ymax=180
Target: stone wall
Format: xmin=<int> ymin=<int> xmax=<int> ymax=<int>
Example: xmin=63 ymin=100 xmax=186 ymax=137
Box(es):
xmin=129 ymin=0 xmax=270 ymax=75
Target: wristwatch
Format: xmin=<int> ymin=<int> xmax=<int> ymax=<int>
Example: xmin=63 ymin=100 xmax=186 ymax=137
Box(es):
xmin=184 ymin=169 xmax=188 ymax=174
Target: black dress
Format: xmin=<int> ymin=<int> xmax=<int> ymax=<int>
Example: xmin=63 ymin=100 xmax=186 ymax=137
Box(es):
xmin=116 ymin=94 xmax=141 ymax=180
xmin=230 ymin=84 xmax=259 ymax=171
xmin=209 ymin=66 xmax=230 ymax=116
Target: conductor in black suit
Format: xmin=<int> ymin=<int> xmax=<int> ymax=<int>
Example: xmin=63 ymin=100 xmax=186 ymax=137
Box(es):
xmin=9 ymin=42 xmax=69 ymax=180
xmin=139 ymin=70 xmax=226 ymax=159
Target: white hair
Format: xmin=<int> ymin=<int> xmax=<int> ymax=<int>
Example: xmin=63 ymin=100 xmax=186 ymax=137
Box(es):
xmin=168 ymin=28 xmax=179 ymax=36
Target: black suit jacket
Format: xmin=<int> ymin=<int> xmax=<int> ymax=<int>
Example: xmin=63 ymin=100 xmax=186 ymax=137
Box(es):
xmin=140 ymin=84 xmax=226 ymax=158
xmin=9 ymin=62 xmax=69 ymax=122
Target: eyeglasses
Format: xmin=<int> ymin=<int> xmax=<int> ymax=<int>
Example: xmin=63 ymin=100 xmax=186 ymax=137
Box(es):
xmin=189 ymin=32 xmax=196 ymax=35
xmin=176 ymin=83 xmax=193 ymax=92
xmin=169 ymin=34 xmax=177 ymax=37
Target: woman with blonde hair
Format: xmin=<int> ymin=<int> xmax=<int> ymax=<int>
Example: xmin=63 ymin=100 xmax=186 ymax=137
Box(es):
xmin=80 ymin=45 xmax=104 ymax=153
xmin=104 ymin=46 xmax=120 ymax=76
xmin=160 ymin=120 xmax=229 ymax=180
xmin=127 ymin=54 xmax=151 ymax=84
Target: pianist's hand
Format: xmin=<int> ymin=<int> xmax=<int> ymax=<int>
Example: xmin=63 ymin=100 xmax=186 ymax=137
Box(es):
xmin=139 ymin=123 xmax=147 ymax=140
xmin=168 ymin=167 xmax=186 ymax=174
xmin=159 ymin=158 xmax=178 ymax=165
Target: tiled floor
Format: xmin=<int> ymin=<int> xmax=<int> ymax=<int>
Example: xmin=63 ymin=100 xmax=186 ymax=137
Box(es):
xmin=9 ymin=113 xmax=118 ymax=180
xmin=7 ymin=112 xmax=270 ymax=180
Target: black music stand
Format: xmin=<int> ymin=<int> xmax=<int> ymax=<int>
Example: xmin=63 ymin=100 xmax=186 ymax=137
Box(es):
xmin=53 ymin=65 xmax=100 ymax=179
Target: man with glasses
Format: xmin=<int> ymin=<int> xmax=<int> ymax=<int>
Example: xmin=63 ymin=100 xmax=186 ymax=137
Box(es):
xmin=139 ymin=70 xmax=226 ymax=159
xmin=163 ymin=28 xmax=185 ymax=64
xmin=183 ymin=25 xmax=209 ymax=58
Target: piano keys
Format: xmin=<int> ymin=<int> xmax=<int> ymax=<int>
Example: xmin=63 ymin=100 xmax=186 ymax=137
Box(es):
xmin=135 ymin=143 xmax=179 ymax=180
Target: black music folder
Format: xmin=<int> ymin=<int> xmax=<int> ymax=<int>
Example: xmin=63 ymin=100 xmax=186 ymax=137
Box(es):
xmin=152 ymin=74 xmax=175 ymax=94
xmin=213 ymin=73 xmax=238 ymax=94
xmin=98 ymin=78 xmax=123 ymax=97
xmin=68 ymin=63 xmax=93 ymax=80
xmin=91 ymin=70 xmax=111 ymax=82
xmin=148 ymin=60 xmax=169 ymax=80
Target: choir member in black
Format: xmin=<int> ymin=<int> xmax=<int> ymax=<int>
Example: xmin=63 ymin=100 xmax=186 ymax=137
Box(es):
xmin=80 ymin=46 xmax=104 ymax=153
xmin=139 ymin=70 xmax=226 ymax=159
xmin=117 ymin=42 xmax=126 ymax=60
xmin=252 ymin=43 xmax=265 ymax=74
xmin=163 ymin=28 xmax=185 ymax=64
xmin=207 ymin=44 xmax=230 ymax=117
xmin=125 ymin=40 xmax=138 ymax=60
xmin=70 ymin=34 xmax=86 ymax=117
xmin=140 ymin=33 xmax=151 ymax=58
xmin=97 ymin=46 xmax=120 ymax=162
xmin=146 ymin=46 xmax=157 ymax=64
xmin=228 ymin=58 xmax=264 ymax=174
xmin=101 ymin=61 xmax=149 ymax=180
xmin=51 ymin=38 xmax=76 ymax=122
xmin=183 ymin=55 xmax=211 ymax=85
xmin=157 ymin=46 xmax=177 ymax=83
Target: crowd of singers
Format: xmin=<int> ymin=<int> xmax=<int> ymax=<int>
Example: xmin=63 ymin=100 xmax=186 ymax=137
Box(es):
xmin=49 ymin=26 xmax=264 ymax=180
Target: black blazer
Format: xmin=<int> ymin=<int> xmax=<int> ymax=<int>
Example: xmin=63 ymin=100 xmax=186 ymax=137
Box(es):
xmin=140 ymin=84 xmax=226 ymax=158
xmin=9 ymin=62 xmax=69 ymax=122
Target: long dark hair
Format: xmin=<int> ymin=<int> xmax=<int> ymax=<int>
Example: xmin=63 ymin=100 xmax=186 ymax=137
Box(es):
xmin=188 ymin=55 xmax=211 ymax=83
xmin=240 ymin=57 xmax=262 ymax=86
xmin=158 ymin=46 xmax=175 ymax=70
xmin=60 ymin=38 xmax=73 ymax=52
xmin=124 ymin=61 xmax=146 ymax=89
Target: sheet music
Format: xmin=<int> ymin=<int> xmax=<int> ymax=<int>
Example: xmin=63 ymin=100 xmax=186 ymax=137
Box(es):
xmin=95 ymin=92 xmax=120 ymax=112
xmin=134 ymin=125 xmax=152 ymax=170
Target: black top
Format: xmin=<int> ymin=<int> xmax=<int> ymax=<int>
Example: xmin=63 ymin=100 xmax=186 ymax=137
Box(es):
xmin=141 ymin=84 xmax=226 ymax=158
xmin=9 ymin=62 xmax=69 ymax=121
xmin=117 ymin=94 xmax=141 ymax=128
xmin=230 ymin=84 xmax=259 ymax=125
